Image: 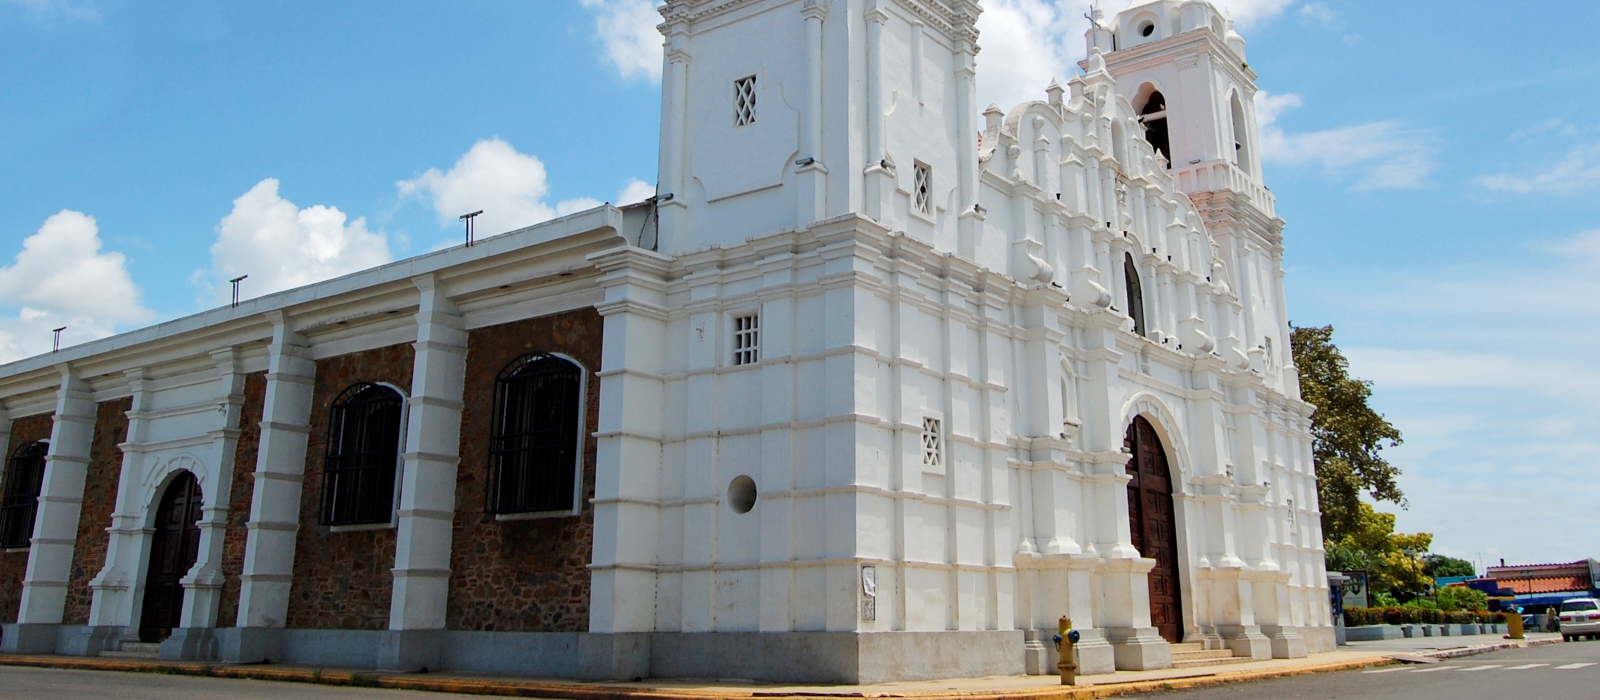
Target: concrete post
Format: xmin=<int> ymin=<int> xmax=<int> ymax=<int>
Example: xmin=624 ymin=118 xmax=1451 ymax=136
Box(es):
xmin=380 ymin=274 xmax=467 ymax=671
xmin=4 ymin=365 xmax=95 ymax=653
xmin=226 ymin=313 xmax=314 ymax=662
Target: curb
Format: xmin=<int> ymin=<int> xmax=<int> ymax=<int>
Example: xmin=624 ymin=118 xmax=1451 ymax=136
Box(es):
xmin=0 ymin=640 xmax=1560 ymax=699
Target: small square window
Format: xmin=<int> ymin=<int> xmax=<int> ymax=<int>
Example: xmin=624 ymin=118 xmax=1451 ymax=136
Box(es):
xmin=921 ymin=417 xmax=942 ymax=469
xmin=913 ymin=162 xmax=932 ymax=215
xmin=733 ymin=313 xmax=760 ymax=365
xmin=734 ymin=76 xmax=757 ymax=127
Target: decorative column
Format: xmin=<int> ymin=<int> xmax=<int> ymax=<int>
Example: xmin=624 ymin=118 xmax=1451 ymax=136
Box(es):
xmin=655 ymin=3 xmax=691 ymax=254
xmin=582 ymin=247 xmax=671 ymax=680
xmin=952 ymin=7 xmax=983 ymax=259
xmin=795 ymin=0 xmax=828 ymax=224
xmin=3 ymin=365 xmax=95 ymax=653
xmin=81 ymin=368 xmax=153 ymax=655
xmin=380 ymin=274 xmax=467 ymax=671
xmin=225 ymin=312 xmax=314 ymax=663
xmin=862 ymin=2 xmax=895 ymax=225
xmin=165 ymin=348 xmax=248 ymax=660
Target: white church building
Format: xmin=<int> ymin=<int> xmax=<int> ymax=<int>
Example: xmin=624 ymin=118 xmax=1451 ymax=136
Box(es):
xmin=0 ymin=0 xmax=1331 ymax=683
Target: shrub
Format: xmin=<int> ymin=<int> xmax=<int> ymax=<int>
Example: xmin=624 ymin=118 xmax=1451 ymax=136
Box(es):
xmin=1343 ymin=606 xmax=1506 ymax=627
xmin=1436 ymin=585 xmax=1489 ymax=612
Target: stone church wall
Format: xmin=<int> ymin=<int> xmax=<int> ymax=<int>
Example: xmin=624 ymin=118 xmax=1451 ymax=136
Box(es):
xmin=215 ymin=371 xmax=266 ymax=628
xmin=446 ymin=309 xmax=602 ymax=632
xmin=62 ymin=398 xmax=132 ymax=625
xmin=0 ymin=412 xmax=53 ymax=624
xmin=285 ymin=344 xmax=414 ymax=630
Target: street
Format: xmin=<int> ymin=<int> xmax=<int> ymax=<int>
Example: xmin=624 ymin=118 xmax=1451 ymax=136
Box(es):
xmin=1135 ymin=641 xmax=1599 ymax=699
xmin=0 ymin=666 xmax=483 ymax=700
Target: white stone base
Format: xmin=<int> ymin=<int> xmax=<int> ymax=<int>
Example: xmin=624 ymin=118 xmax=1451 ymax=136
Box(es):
xmin=1105 ymin=627 xmax=1172 ymax=670
xmin=197 ymin=628 xmax=1025 ymax=683
xmin=0 ymin=623 xmax=59 ymax=654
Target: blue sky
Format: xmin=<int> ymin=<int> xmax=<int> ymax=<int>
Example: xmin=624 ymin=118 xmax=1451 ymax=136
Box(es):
xmin=2 ymin=0 xmax=1597 ymax=568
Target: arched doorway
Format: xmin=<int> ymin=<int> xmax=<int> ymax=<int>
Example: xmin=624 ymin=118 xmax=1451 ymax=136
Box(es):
xmin=139 ymin=471 xmax=203 ymax=642
xmin=1125 ymin=416 xmax=1182 ymax=643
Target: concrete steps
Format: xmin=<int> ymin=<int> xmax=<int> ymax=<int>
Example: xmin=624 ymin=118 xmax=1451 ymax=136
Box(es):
xmin=1170 ymin=642 xmax=1254 ymax=669
xmin=99 ymin=642 xmax=161 ymax=660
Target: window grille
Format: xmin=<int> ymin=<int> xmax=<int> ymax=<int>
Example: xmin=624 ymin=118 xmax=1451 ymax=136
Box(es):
xmin=913 ymin=163 xmax=932 ymax=215
xmin=921 ymin=418 xmax=942 ymax=469
xmin=488 ymin=353 xmax=583 ymax=515
xmin=319 ymin=383 xmax=404 ymax=526
xmin=0 ymin=441 xmax=47 ymax=549
xmin=734 ymin=76 xmax=757 ymax=126
xmin=1287 ymin=498 xmax=1296 ymax=535
xmin=733 ymin=314 xmax=760 ymax=366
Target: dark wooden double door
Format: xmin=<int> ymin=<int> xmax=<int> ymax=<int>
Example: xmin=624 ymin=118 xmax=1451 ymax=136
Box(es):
xmin=1126 ymin=416 xmax=1183 ymax=644
xmin=139 ymin=471 xmax=203 ymax=643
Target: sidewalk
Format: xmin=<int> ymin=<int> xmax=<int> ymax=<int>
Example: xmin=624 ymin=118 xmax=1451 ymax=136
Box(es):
xmin=0 ymin=635 xmax=1564 ymax=699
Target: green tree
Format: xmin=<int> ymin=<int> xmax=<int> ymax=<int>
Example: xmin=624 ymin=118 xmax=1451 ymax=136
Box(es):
xmin=1290 ymin=324 xmax=1404 ymax=542
xmin=1325 ymin=502 xmax=1433 ymax=601
xmin=1423 ymin=554 xmax=1476 ymax=579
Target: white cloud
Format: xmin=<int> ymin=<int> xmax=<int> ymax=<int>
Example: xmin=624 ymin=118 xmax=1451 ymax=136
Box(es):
xmin=618 ymin=178 xmax=655 ymax=206
xmin=1476 ymin=143 xmax=1600 ymax=194
xmin=0 ymin=211 xmax=151 ymax=362
xmin=205 ymin=179 xmax=391 ymax=305
xmin=973 ymin=0 xmax=1088 ymax=113
xmin=1296 ymin=2 xmax=1337 ymax=26
xmin=2 ymin=0 xmax=98 ymax=22
xmin=398 ymin=138 xmax=644 ymax=241
xmin=580 ymin=0 xmax=662 ymax=82
xmin=1324 ymin=227 xmax=1600 ymax=563
xmin=1255 ymin=90 xmax=1435 ymax=190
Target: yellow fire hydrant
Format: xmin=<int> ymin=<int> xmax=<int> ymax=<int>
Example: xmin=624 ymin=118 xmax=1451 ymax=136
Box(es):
xmin=1052 ymin=616 xmax=1079 ymax=685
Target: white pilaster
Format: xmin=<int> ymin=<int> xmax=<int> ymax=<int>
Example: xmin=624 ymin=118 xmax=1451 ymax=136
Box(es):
xmin=588 ymin=248 xmax=670 ymax=633
xmin=381 ymin=275 xmax=467 ymax=670
xmin=174 ymin=349 xmax=248 ymax=635
xmin=12 ymin=365 xmax=95 ymax=645
xmin=232 ymin=312 xmax=314 ymax=658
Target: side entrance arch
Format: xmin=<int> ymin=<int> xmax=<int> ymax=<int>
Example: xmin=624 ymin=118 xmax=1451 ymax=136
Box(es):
xmin=139 ymin=471 xmax=203 ymax=642
xmin=1125 ymin=416 xmax=1182 ymax=643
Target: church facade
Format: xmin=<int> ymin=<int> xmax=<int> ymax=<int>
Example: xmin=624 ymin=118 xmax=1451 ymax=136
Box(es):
xmin=0 ymin=0 xmax=1331 ymax=683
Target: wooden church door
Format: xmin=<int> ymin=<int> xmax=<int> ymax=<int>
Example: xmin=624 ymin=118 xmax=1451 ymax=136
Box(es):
xmin=139 ymin=471 xmax=203 ymax=642
xmin=1125 ymin=416 xmax=1183 ymax=644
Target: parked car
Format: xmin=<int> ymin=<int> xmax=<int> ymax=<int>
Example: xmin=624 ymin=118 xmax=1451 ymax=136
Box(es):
xmin=1559 ymin=598 xmax=1600 ymax=641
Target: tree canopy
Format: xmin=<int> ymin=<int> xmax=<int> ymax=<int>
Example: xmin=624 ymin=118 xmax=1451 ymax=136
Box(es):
xmin=1424 ymin=554 xmax=1477 ymax=579
xmin=1323 ymin=502 xmax=1433 ymax=600
xmin=1290 ymin=324 xmax=1404 ymax=542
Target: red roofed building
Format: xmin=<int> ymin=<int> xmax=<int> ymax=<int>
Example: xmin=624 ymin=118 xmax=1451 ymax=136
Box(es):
xmin=1480 ymin=560 xmax=1600 ymax=599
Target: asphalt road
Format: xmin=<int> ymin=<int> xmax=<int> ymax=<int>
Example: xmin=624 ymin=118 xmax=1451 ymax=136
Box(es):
xmin=1133 ymin=640 xmax=1600 ymax=699
xmin=0 ymin=666 xmax=483 ymax=699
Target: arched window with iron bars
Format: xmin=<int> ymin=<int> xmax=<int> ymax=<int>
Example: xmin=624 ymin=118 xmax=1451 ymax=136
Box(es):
xmin=320 ymin=383 xmax=404 ymax=526
xmin=0 ymin=440 xmax=49 ymax=548
xmin=487 ymin=353 xmax=583 ymax=515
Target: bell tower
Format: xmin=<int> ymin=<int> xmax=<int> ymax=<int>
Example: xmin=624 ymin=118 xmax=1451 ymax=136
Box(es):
xmin=1086 ymin=0 xmax=1273 ymax=219
xmin=1088 ymin=0 xmax=1296 ymax=395
xmin=653 ymin=0 xmax=984 ymax=257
